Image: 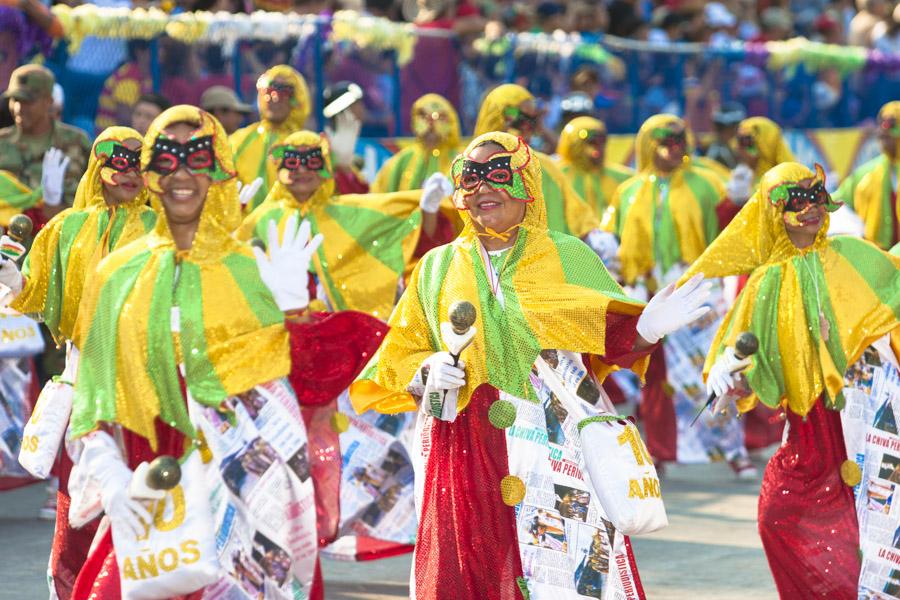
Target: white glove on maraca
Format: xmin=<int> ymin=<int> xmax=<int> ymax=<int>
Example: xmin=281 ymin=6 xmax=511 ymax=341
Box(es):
xmin=420 ymin=352 xmax=466 ymax=422
xmin=726 ymin=164 xmax=754 ymax=205
xmin=635 ymin=273 xmax=712 ymax=344
xmin=326 ymin=111 xmax=362 ymax=168
xmin=237 ymin=177 xmax=264 ymax=207
xmin=41 ymin=147 xmax=70 ymax=207
xmin=0 ymin=246 xmax=23 ymax=296
xmin=706 ymin=346 xmax=752 ymax=400
xmin=420 ymin=172 xmax=453 ymax=214
xmin=253 ymin=214 xmax=324 ymax=311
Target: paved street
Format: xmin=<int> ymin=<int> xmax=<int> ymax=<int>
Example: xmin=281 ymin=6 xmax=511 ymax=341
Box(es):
xmin=0 ymin=459 xmax=776 ymax=599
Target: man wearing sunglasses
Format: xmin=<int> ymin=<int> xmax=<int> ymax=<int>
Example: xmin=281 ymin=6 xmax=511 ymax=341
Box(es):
xmin=833 ymin=101 xmax=900 ymax=248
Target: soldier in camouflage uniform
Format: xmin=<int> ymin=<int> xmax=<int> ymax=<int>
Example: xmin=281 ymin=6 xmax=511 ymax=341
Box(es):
xmin=0 ymin=64 xmax=90 ymax=217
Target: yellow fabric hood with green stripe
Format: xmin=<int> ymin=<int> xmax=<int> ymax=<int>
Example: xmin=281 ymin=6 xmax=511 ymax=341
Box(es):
xmin=11 ymin=126 xmax=156 ymax=343
xmin=684 ymin=162 xmax=900 ymax=416
xmin=350 ymin=131 xmax=647 ymax=416
xmin=70 ymin=107 xmax=290 ymax=449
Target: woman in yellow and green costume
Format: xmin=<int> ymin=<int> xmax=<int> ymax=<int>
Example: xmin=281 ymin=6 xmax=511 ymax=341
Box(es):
xmin=556 ymin=116 xmax=634 ymax=222
xmin=734 ymin=116 xmax=795 ymax=182
xmin=67 ymin=106 xmax=384 ymax=600
xmin=230 ymin=64 xmax=310 ymax=210
xmin=349 ymin=131 xmax=711 ymax=599
xmin=473 ymin=84 xmax=602 ymax=240
xmin=238 ymin=130 xmax=454 ymax=320
xmin=687 ymin=162 xmax=900 ymax=598
xmin=833 ymin=101 xmax=900 ymax=248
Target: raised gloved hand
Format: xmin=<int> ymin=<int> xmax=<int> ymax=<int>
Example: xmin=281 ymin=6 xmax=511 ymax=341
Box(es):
xmin=421 ymin=352 xmax=466 ymax=422
xmin=81 ymin=431 xmax=162 ymax=539
xmin=253 ymin=214 xmax=324 ymax=311
xmin=420 ymin=172 xmax=453 ymax=214
xmin=635 ymin=273 xmax=711 ymax=344
xmin=237 ymin=177 xmax=264 ymax=207
xmin=726 ymin=164 xmax=754 ymax=206
xmin=584 ymin=230 xmax=619 ymax=265
xmin=0 ymin=251 xmax=23 ymax=296
xmin=41 ymin=147 xmax=70 ymax=207
xmin=705 ymin=346 xmax=752 ymax=400
xmin=326 ymin=111 xmax=362 ymax=168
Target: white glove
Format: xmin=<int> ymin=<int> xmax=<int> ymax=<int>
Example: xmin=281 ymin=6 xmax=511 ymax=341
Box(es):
xmin=0 ymin=250 xmax=23 ymax=296
xmin=726 ymin=164 xmax=754 ymax=206
xmin=326 ymin=111 xmax=361 ymax=168
xmin=237 ymin=177 xmax=264 ymax=207
xmin=41 ymin=147 xmax=70 ymax=207
xmin=81 ymin=431 xmax=162 ymax=539
xmin=705 ymin=346 xmax=752 ymax=399
xmin=420 ymin=172 xmax=453 ymax=214
xmin=635 ymin=273 xmax=712 ymax=344
xmin=421 ymin=352 xmax=466 ymax=422
xmin=253 ymin=214 xmax=323 ymax=311
xmin=584 ymin=230 xmax=619 ymax=265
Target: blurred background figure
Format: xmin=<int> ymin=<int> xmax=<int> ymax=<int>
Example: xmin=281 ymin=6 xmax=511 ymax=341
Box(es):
xmin=129 ymin=93 xmax=170 ymax=136
xmin=705 ymin=102 xmax=746 ymax=169
xmin=201 ymin=85 xmax=254 ymax=134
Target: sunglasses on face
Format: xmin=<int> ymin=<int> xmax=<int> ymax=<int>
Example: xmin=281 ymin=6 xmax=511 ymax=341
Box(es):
xmin=103 ymin=144 xmax=141 ymax=173
xmin=147 ymin=135 xmax=216 ymax=176
xmin=458 ymin=155 xmax=514 ymax=192
xmin=280 ymin=148 xmax=325 ymax=172
xmin=783 ymin=181 xmax=830 ymax=213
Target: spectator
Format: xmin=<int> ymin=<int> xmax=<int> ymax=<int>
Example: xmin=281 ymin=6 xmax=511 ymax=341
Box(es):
xmin=758 ymin=7 xmax=795 ymax=41
xmin=566 ymin=1 xmax=608 ymax=33
xmin=534 ymin=2 xmax=566 ymax=33
xmin=705 ymin=102 xmax=745 ymax=169
xmin=559 ymin=92 xmax=596 ymax=126
xmin=94 ymin=40 xmax=153 ymax=133
xmin=873 ymin=4 xmax=900 ymax=54
xmin=200 ymin=86 xmax=254 ymax=134
xmin=848 ymin=0 xmax=891 ymax=46
xmin=0 ymin=65 xmax=90 ymax=216
xmin=131 ymin=93 xmax=171 ymax=135
xmin=705 ymin=2 xmax=738 ymax=45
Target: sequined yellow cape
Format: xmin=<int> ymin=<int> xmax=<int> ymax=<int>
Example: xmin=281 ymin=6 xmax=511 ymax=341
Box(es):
xmin=602 ymin=114 xmax=725 ymax=285
xmin=229 ymin=65 xmax=311 ymax=210
xmin=350 ymin=132 xmax=647 ymax=415
xmin=683 ymin=162 xmax=900 ymax=416
xmin=474 ymin=84 xmax=599 ymax=237
xmin=71 ymin=107 xmax=290 ymax=449
xmin=11 ymin=126 xmax=156 ymax=343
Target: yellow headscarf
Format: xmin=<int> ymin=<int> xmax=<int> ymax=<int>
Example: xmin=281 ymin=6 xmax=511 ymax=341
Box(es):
xmin=605 ymin=114 xmax=724 ymax=285
xmin=230 ymin=65 xmax=312 ymax=209
xmin=11 ymin=126 xmax=156 ymax=343
xmin=684 ymin=162 xmax=900 ymax=416
xmin=351 ymin=132 xmax=647 ymax=415
xmin=737 ymin=117 xmax=795 ymax=179
xmin=473 ymin=84 xmax=599 ymax=237
xmin=237 ymin=131 xmax=424 ymax=319
xmin=71 ymin=106 xmax=290 ymax=449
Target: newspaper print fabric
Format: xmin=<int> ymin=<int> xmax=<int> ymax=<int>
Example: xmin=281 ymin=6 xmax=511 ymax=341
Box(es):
xmin=189 ymin=378 xmax=318 ymax=600
xmin=324 ymin=390 xmax=418 ymax=559
xmin=840 ymin=341 xmax=900 ymax=598
xmin=0 ymin=358 xmax=34 ymax=481
xmin=412 ymin=349 xmax=645 ymax=600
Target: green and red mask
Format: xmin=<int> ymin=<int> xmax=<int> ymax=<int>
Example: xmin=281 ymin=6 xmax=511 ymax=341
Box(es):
xmin=144 ymin=132 xmax=231 ymax=193
xmin=95 ymin=139 xmax=141 ymax=186
xmin=450 ymin=139 xmax=534 ymax=208
xmin=768 ymin=163 xmax=842 ymax=226
xmin=270 ymin=144 xmax=331 ymax=180
xmin=651 ymin=125 xmax=687 ymax=161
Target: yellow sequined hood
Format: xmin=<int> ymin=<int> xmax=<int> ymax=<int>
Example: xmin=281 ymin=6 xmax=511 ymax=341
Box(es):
xmin=557 ymin=116 xmax=607 ymax=170
xmin=737 ymin=117 xmax=794 ymax=179
xmin=474 ymin=84 xmax=534 ymax=136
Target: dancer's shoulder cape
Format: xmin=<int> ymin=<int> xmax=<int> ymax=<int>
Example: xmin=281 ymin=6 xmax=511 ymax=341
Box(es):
xmin=237 ymin=131 xmax=423 ymax=320
xmin=351 ymin=131 xmax=647 ymax=415
xmin=603 ymin=114 xmax=726 ymax=284
xmin=11 ymin=126 xmax=156 ymax=343
xmin=0 ymin=170 xmax=41 ymax=224
xmin=71 ymin=107 xmax=289 ymax=449
xmin=230 ymin=65 xmax=310 ymax=210
xmin=684 ymin=162 xmax=900 ymax=416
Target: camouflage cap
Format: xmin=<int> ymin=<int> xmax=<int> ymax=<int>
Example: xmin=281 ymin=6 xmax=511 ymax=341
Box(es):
xmin=2 ymin=65 xmax=55 ymax=102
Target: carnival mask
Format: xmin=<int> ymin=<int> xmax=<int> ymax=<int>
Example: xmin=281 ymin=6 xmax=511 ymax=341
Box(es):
xmin=737 ymin=133 xmax=759 ymax=156
xmin=880 ymin=116 xmax=900 ymax=138
xmin=412 ymin=102 xmax=453 ymax=140
xmin=769 ymin=164 xmax=841 ymax=226
xmin=451 ymin=141 xmax=533 ymax=206
xmin=145 ymin=133 xmax=230 ymax=192
xmin=652 ymin=126 xmax=687 ymax=161
xmin=503 ymin=105 xmax=540 ymax=136
xmin=270 ymin=145 xmax=331 ymax=179
xmin=258 ymin=77 xmax=296 ymax=107
xmin=95 ymin=140 xmax=141 ymax=186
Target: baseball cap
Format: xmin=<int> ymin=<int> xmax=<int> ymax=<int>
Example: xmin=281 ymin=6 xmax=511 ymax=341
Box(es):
xmin=2 ymin=64 xmax=55 ymax=102
xmin=200 ymin=86 xmax=254 ymax=114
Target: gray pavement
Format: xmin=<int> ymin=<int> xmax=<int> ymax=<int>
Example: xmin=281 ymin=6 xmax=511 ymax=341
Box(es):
xmin=0 ymin=459 xmax=777 ymax=599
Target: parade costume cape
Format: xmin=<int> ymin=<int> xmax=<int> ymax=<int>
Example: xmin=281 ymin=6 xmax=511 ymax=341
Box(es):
xmin=0 ymin=170 xmax=42 ymax=224
xmin=71 ymin=107 xmax=290 ymax=450
xmin=350 ymin=131 xmax=647 ymax=416
xmin=11 ymin=127 xmax=156 ymax=343
xmin=737 ymin=116 xmax=795 ymax=180
xmin=474 ymin=84 xmax=599 ymax=237
xmin=230 ymin=65 xmax=311 ymax=210
xmin=683 ymin=162 xmax=900 ymax=417
xmin=602 ymin=114 xmax=725 ymax=285
xmin=371 ymin=94 xmax=462 ymax=193
xmin=833 ymin=102 xmax=900 ymax=249
xmin=237 ymin=131 xmax=424 ymax=319
xmin=556 ymin=116 xmax=634 ymax=220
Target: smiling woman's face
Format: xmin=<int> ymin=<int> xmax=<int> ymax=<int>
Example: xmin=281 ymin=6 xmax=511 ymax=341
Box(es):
xmin=460 ymin=142 xmax=527 ymax=236
xmin=155 ymin=122 xmax=212 ymax=228
xmin=102 ymin=138 xmax=144 ymax=205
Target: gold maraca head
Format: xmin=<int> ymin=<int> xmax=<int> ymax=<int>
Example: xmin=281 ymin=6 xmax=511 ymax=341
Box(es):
xmin=7 ymin=214 xmax=33 ymax=242
xmin=146 ymin=455 xmax=181 ymax=490
xmin=449 ymin=300 xmax=477 ymax=335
